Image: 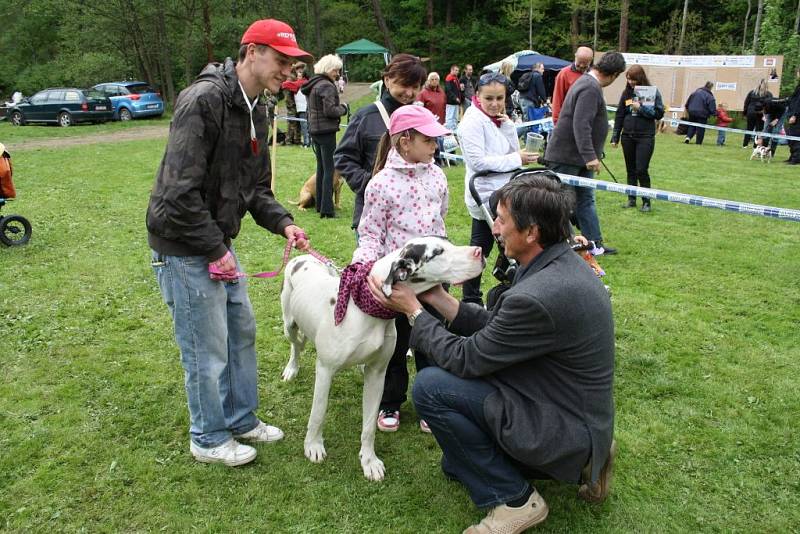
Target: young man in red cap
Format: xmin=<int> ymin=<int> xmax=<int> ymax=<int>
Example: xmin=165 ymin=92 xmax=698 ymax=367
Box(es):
xmin=146 ymin=19 xmax=312 ymax=467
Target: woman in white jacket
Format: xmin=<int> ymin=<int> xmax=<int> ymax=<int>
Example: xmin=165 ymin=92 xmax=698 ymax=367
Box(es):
xmin=457 ymin=72 xmax=539 ymax=305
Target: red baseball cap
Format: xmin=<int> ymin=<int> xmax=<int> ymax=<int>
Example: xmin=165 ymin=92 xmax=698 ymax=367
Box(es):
xmin=240 ymin=19 xmax=313 ymax=61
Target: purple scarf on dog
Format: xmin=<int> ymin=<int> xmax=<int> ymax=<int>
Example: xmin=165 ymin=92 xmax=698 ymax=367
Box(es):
xmin=334 ymin=261 xmax=397 ymax=325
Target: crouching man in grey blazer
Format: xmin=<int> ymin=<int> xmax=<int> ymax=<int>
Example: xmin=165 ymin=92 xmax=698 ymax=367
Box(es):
xmin=368 ymin=173 xmax=616 ymax=534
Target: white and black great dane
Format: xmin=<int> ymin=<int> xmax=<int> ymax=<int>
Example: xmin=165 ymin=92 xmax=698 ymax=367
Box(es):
xmin=280 ymin=236 xmax=484 ymax=481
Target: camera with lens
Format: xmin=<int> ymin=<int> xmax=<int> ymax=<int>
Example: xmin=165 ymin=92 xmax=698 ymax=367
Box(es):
xmin=491 ymin=248 xmax=518 ymax=284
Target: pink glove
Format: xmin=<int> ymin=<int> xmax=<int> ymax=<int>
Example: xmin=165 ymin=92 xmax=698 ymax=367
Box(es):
xmin=209 ymin=250 xmax=239 ymax=281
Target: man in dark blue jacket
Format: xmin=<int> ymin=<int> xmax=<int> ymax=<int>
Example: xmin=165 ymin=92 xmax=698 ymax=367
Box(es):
xmin=684 ymin=82 xmax=717 ymax=145
xmin=370 ymin=173 xmax=616 ymax=533
xmin=518 ymin=63 xmax=548 ymax=119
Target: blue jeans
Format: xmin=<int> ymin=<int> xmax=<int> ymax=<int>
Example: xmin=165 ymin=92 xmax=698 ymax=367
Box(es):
xmin=151 ymin=250 xmax=260 ymax=448
xmin=548 ymin=163 xmax=603 ymax=243
xmin=716 ymin=129 xmax=726 ymax=145
xmin=446 ymin=104 xmax=460 ymax=131
xmin=413 ymin=367 xmax=532 ymax=508
xmin=298 ymin=111 xmax=310 ymax=147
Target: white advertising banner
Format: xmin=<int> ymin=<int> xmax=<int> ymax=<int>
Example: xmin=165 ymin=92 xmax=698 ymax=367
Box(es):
xmin=622 ymin=53 xmax=756 ymax=68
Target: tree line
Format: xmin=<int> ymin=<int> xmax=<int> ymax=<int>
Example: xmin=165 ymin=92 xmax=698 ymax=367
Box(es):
xmin=2 ymin=0 xmax=799 ymax=104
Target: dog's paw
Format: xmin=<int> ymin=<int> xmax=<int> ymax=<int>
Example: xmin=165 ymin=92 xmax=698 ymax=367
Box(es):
xmin=360 ymin=455 xmax=385 ymax=481
xmin=282 ymin=363 xmax=299 ymax=381
xmin=304 ymin=441 xmax=327 ymax=463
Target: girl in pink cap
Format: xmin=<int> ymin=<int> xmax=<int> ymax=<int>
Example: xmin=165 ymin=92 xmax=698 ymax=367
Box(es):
xmin=352 ymin=105 xmax=450 ymax=434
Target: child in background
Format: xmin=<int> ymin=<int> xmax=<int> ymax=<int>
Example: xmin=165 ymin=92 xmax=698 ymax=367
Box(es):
xmin=716 ymin=103 xmax=733 ymax=146
xmin=352 ymin=105 xmax=450 ymax=434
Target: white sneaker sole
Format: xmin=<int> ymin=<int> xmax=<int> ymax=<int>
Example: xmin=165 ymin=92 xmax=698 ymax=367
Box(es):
xmin=234 ymin=430 xmax=285 ymax=443
xmin=191 ymin=450 xmax=256 ymax=467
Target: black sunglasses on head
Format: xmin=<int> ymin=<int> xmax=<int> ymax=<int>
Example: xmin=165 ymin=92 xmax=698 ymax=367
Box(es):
xmin=478 ymin=72 xmax=508 ymax=86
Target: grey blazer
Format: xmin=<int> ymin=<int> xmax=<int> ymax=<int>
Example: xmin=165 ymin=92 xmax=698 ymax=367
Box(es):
xmin=544 ymin=74 xmax=609 ymax=167
xmin=410 ymin=241 xmax=615 ymax=483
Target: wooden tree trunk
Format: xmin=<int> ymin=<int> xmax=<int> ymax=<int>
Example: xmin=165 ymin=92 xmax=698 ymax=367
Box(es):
xmin=795 ymin=0 xmax=800 ymax=33
xmin=752 ymin=0 xmax=764 ymax=52
xmin=742 ymin=0 xmax=751 ymax=53
xmin=593 ymin=0 xmax=599 ymax=51
xmin=618 ymin=0 xmax=629 ymax=52
xmin=446 ymin=0 xmax=453 ymax=26
xmin=371 ymin=0 xmax=396 ymax=53
xmin=570 ymin=8 xmax=580 ymax=49
xmin=156 ymin=3 xmax=176 ymax=105
xmin=202 ymin=0 xmax=213 ymax=64
xmin=678 ymin=0 xmax=689 ymax=54
xmin=124 ymin=0 xmax=156 ymax=85
xmin=530 ymin=0 xmax=534 ymax=50
xmin=311 ymin=0 xmax=323 ymax=56
xmin=427 ymin=0 xmax=435 ymax=61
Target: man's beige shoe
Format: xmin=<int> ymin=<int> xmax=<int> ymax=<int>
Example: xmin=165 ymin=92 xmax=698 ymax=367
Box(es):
xmin=578 ymin=439 xmax=618 ymax=503
xmin=462 ymin=489 xmax=548 ymax=534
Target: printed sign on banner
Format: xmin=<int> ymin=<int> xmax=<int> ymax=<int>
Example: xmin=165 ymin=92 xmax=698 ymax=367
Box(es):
xmin=602 ymin=53 xmax=783 ymax=110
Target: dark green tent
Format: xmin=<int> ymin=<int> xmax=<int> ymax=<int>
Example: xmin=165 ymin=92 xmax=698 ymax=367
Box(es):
xmin=335 ymin=38 xmax=390 ymax=60
xmin=335 ymin=39 xmax=390 ymax=80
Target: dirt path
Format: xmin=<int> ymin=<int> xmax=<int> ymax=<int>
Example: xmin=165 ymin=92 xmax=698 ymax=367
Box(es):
xmin=7 ymin=83 xmax=375 ymax=152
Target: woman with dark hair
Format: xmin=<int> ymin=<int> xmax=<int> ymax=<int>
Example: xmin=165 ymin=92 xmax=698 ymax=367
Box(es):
xmin=302 ymin=54 xmax=348 ymax=218
xmin=742 ymin=79 xmax=772 ymax=148
xmin=334 ymin=54 xmax=427 ymax=235
xmin=610 ymin=65 xmax=664 ymax=212
xmin=333 ymin=53 xmax=427 ymax=433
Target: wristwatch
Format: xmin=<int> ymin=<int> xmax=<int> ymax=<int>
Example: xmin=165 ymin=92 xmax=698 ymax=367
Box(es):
xmin=407 ymin=308 xmax=424 ymax=326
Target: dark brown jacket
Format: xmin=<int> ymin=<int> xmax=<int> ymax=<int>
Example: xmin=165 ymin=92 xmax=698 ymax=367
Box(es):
xmin=302 ymin=74 xmax=347 ymax=136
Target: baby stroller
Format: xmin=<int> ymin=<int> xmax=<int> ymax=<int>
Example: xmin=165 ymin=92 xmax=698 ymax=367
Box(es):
xmin=468 ymin=167 xmax=606 ymax=310
xmin=0 ymin=143 xmax=32 ymax=246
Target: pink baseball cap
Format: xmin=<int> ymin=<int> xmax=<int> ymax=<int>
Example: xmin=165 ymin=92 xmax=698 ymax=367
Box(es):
xmin=241 ymin=19 xmax=313 ymax=61
xmin=389 ymin=105 xmax=451 ymax=137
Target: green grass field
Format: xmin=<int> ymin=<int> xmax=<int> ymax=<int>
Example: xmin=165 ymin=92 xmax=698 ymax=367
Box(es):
xmin=1 ymin=117 xmax=799 ymax=533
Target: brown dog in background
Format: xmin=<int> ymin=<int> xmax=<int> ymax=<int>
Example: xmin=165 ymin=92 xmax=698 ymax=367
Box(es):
xmin=289 ymin=171 xmax=343 ymax=211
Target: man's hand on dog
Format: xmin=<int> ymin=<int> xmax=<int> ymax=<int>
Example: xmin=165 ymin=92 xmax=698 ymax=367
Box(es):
xmin=367 ymin=275 xmax=420 ymax=316
xmin=285 ymin=224 xmax=310 ymax=251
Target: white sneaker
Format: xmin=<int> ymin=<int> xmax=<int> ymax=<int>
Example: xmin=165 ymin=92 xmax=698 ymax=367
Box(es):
xmin=234 ymin=420 xmax=285 ymax=443
xmin=190 ymin=439 xmax=256 ymax=466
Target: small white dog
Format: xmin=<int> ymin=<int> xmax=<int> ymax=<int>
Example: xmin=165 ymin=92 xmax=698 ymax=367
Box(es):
xmin=280 ymin=236 xmax=484 ymax=481
xmin=750 ymin=141 xmax=772 ymax=163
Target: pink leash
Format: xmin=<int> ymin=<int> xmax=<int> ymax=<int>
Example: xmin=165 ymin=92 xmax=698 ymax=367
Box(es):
xmin=209 ymin=233 xmax=336 ymax=279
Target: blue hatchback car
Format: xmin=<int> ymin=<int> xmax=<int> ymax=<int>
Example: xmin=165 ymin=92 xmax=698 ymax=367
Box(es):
xmin=92 ymin=81 xmax=164 ymax=121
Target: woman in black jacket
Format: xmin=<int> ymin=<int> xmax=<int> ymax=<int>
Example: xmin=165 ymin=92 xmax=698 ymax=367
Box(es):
xmin=742 ymin=79 xmax=772 ymax=148
xmin=333 ymin=54 xmax=427 ymax=231
xmin=302 ymin=54 xmax=348 ymax=218
xmin=610 ymin=65 xmax=664 ymax=212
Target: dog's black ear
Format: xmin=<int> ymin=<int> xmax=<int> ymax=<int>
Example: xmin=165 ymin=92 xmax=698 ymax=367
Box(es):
xmin=382 ymin=258 xmax=416 ymax=297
